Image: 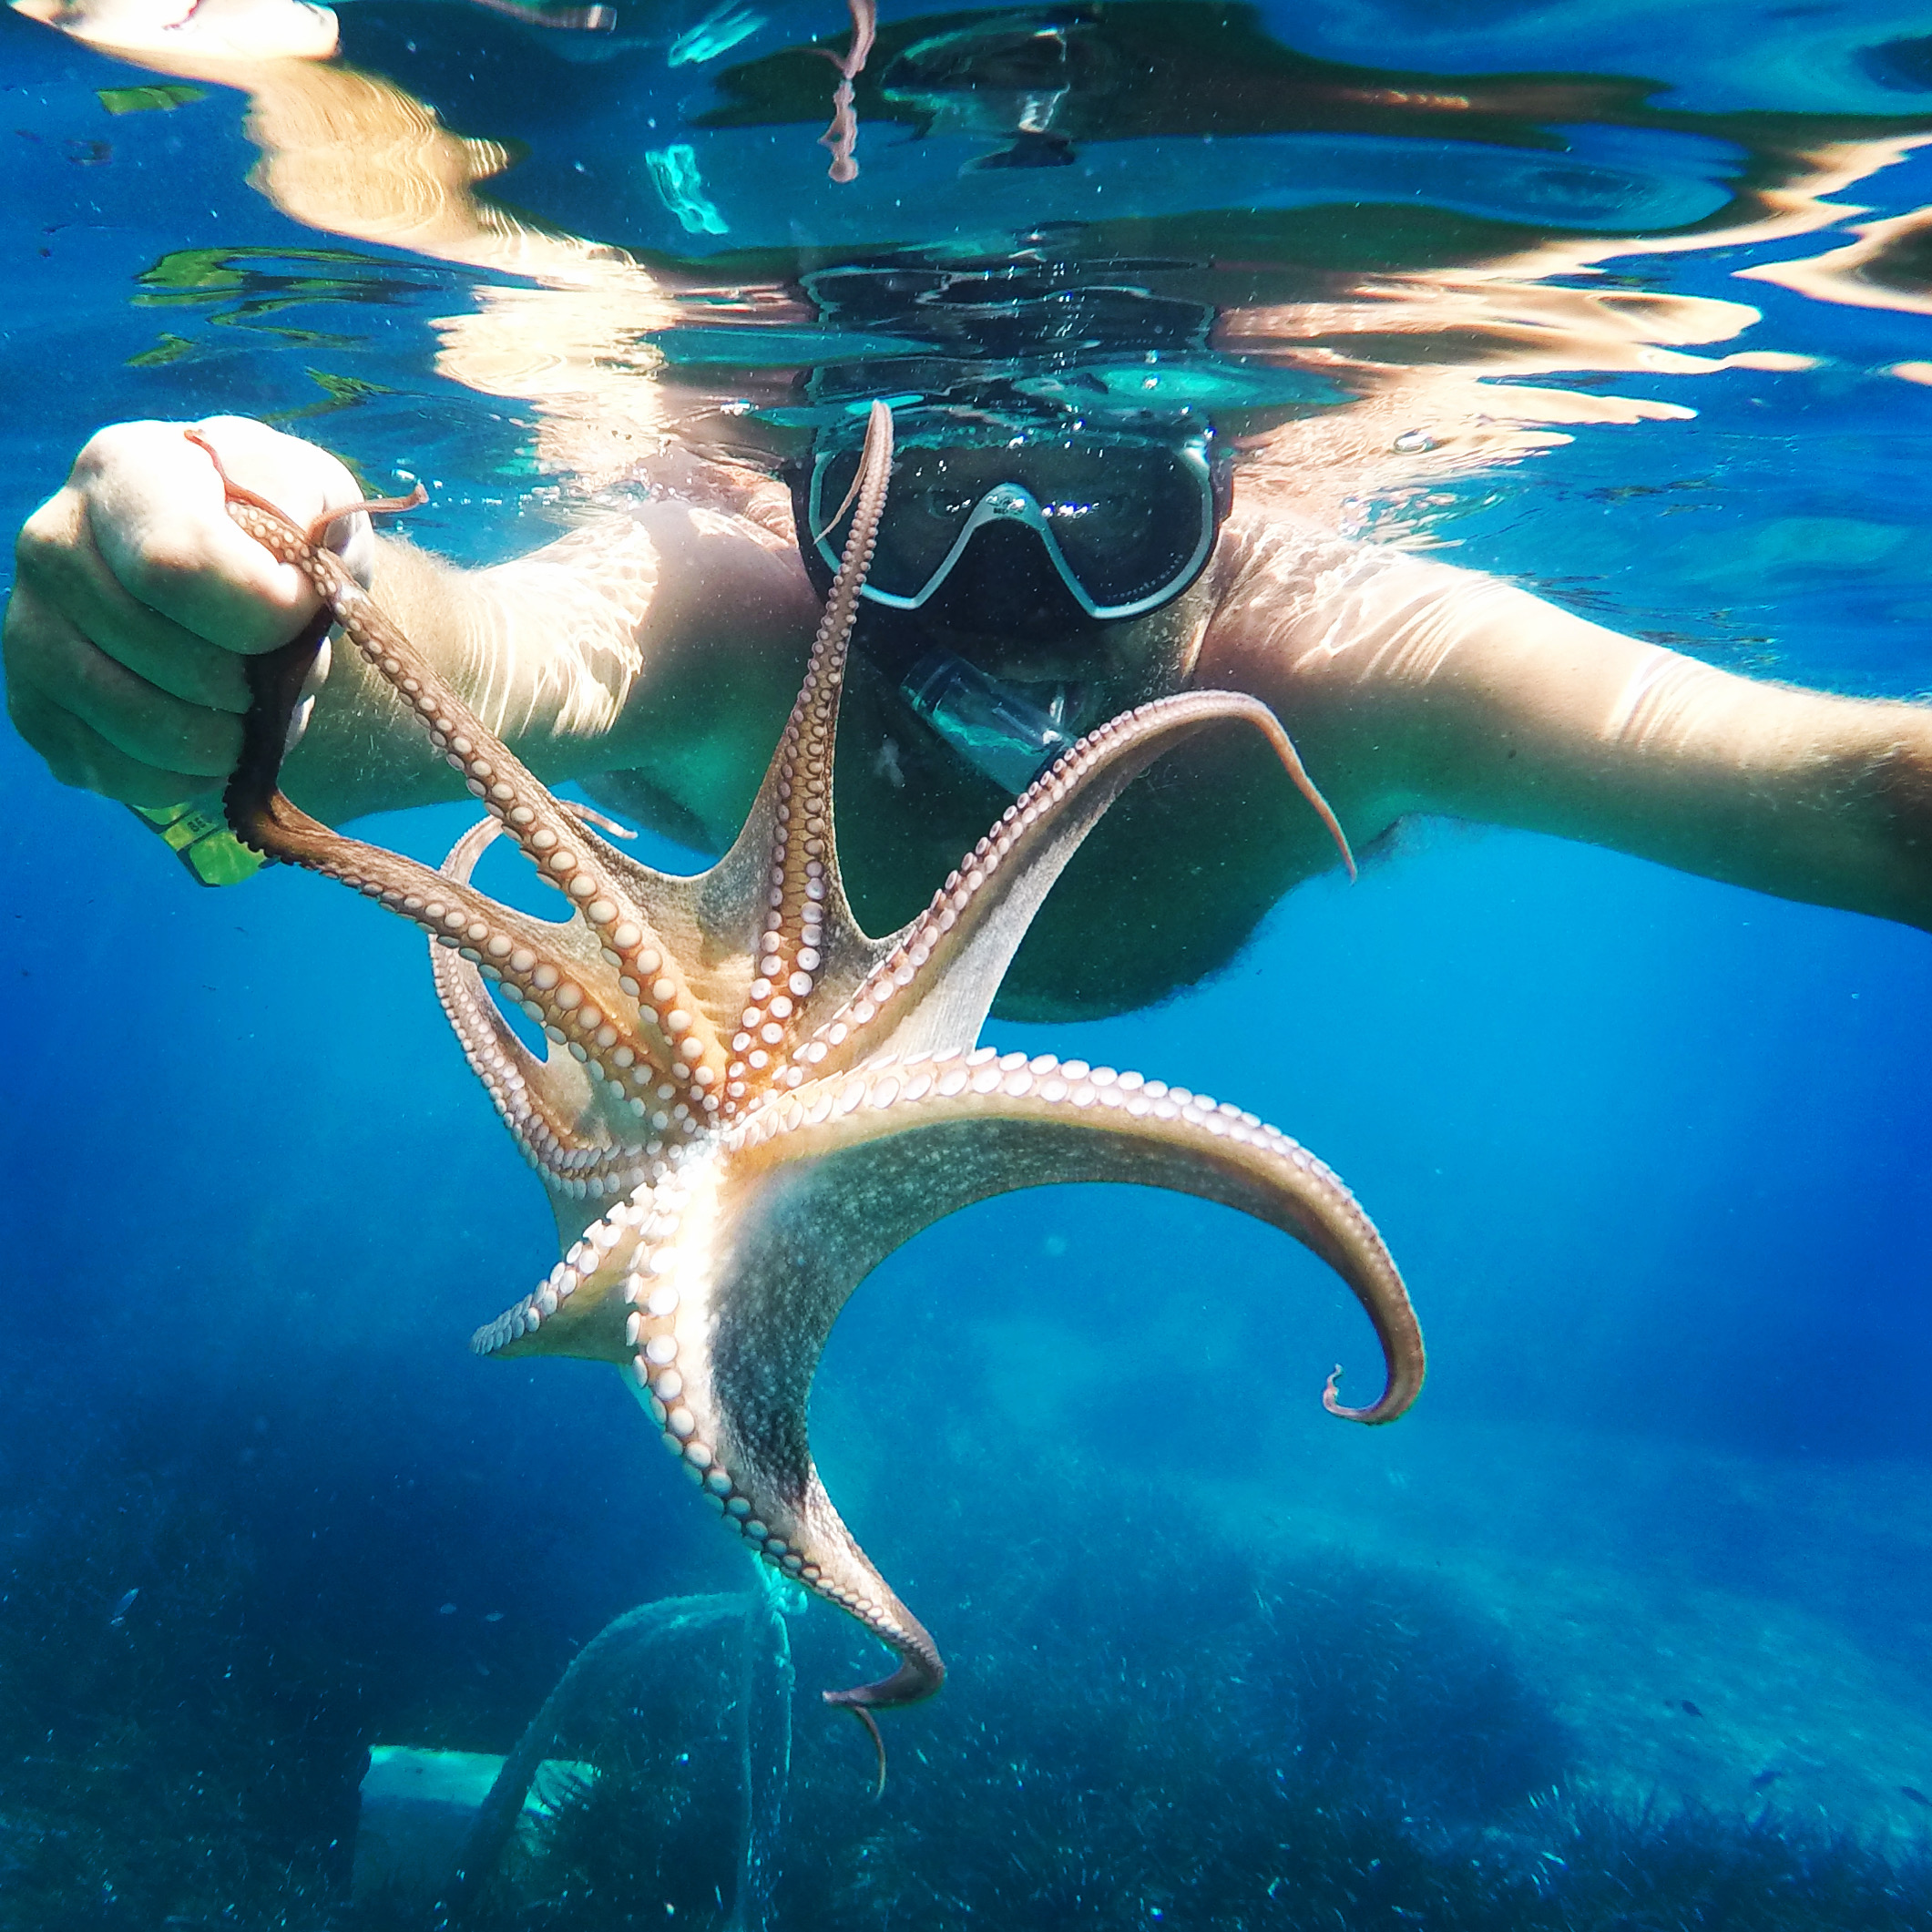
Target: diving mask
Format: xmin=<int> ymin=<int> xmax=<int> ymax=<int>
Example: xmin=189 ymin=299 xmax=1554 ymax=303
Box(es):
xmin=804 ymin=416 xmax=1226 ymax=622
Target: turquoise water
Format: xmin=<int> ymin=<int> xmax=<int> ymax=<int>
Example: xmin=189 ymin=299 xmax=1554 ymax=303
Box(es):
xmin=5 ymin=1 xmax=1932 ymax=1925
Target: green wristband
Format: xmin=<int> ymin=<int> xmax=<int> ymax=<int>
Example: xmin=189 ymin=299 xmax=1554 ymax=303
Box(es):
xmin=128 ymin=792 xmax=264 ymax=887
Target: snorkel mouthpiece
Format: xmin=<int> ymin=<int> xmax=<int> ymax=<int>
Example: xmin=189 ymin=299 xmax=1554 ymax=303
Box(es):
xmin=901 ymin=652 xmax=1074 ymax=793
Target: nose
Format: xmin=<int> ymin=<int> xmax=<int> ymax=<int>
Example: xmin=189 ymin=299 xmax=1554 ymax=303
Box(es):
xmin=924 ymin=519 xmax=1086 ymax=638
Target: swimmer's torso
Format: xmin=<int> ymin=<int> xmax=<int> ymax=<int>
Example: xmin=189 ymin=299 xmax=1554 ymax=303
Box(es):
xmin=567 ymin=478 xmax=1359 ymax=1020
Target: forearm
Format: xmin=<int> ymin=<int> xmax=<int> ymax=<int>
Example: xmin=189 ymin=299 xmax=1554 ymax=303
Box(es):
xmin=1220 ymin=519 xmax=1932 ymax=929
xmin=1410 ymin=586 xmax=1932 ymax=929
xmin=280 ymin=516 xmax=662 ymax=823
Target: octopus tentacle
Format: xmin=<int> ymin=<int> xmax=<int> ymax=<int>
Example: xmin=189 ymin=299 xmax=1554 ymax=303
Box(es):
xmin=226 ymin=680 xmax=624 ymax=1035
xmin=228 ymin=740 xmax=678 ymax=1137
xmin=431 ymin=817 xmax=651 ymax=1230
xmin=306 ymin=484 xmax=428 ymax=548
xmin=472 ymin=1041 xmax=1419 ymax=1716
xmin=189 ymin=433 xmax=722 ymax=1136
xmin=709 ymin=1048 xmax=1420 ymax=1430
xmin=787 ymin=691 xmax=1354 ymax=1082
xmin=469 ymin=1154 xmax=949 ymax=1717
xmin=714 ymin=401 xmax=898 ymax=1113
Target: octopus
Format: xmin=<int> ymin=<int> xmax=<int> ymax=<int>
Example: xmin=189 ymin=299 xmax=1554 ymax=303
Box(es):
xmin=189 ymin=404 xmax=1425 ymax=1774
xmin=816 ymin=0 xmax=874 ymax=183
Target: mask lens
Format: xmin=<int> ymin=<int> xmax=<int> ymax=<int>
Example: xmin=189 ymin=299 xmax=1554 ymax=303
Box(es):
xmin=811 ymin=430 xmax=1216 ymax=618
xmin=1015 ymin=442 xmax=1210 ymax=610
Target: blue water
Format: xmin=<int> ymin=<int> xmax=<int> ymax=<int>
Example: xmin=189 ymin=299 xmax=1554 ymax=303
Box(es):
xmin=5 ymin=1 xmax=1932 ymax=1924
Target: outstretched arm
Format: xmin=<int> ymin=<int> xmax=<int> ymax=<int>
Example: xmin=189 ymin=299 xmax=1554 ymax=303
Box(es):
xmin=5 ymin=417 xmax=822 ymax=833
xmin=1206 ymin=511 xmax=1932 ymax=929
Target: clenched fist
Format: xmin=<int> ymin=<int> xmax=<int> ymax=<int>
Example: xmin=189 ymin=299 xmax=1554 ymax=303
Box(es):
xmin=5 ymin=415 xmax=373 ymax=807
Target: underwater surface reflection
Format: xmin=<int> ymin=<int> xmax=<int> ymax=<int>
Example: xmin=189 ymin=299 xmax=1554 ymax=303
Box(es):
xmin=5 ymin=0 xmax=1932 ymax=1925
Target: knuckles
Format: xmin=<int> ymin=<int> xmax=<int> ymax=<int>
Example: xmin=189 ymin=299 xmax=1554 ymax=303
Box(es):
xmin=14 ymin=492 xmax=80 ymax=577
xmin=117 ymin=526 xmax=223 ymax=611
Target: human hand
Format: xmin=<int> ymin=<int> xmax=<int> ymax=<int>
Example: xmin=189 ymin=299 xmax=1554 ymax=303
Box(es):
xmin=5 ymin=415 xmax=373 ymax=808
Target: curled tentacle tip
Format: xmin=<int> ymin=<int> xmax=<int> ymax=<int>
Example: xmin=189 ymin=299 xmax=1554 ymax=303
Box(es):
xmin=1322 ymin=1363 xmax=1377 ymax=1422
xmin=1322 ymin=1364 xmax=1415 ymax=1426
xmin=824 ymin=1694 xmax=887 ymax=1796
xmin=1315 ymin=807 xmax=1356 ymax=882
xmin=306 ymin=482 xmax=428 ymax=549
xmin=1257 ymin=708 xmax=1355 ymax=882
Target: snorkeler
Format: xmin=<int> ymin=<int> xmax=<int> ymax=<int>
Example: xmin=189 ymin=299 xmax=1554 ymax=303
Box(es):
xmin=11 ymin=0 xmax=1932 ymax=1017
xmin=7 ymin=387 xmax=1931 ymax=1022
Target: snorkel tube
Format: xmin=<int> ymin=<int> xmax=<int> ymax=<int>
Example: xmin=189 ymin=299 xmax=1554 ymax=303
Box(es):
xmin=899 ymin=651 xmax=1076 ymax=793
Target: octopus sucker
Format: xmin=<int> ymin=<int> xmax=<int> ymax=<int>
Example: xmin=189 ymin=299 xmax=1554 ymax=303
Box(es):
xmin=190 ymin=403 xmax=1424 ymax=1755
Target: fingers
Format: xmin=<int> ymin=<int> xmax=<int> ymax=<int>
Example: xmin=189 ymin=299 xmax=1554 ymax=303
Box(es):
xmin=6 ymin=673 xmax=220 ymax=809
xmin=6 ymin=576 xmax=247 ymax=772
xmin=15 ymin=490 xmax=254 ymax=712
xmin=74 ymin=416 xmax=341 ymax=654
xmin=5 ymin=414 xmax=369 ymax=808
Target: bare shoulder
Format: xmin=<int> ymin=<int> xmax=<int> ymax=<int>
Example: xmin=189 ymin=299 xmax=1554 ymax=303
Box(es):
xmin=1201 ymin=498 xmax=1451 ymax=681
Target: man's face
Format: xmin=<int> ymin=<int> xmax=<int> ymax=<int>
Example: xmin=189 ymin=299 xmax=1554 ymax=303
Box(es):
xmin=896 ymin=566 xmax=1212 ymax=726
xmin=801 ymin=424 xmax=1221 ymax=725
